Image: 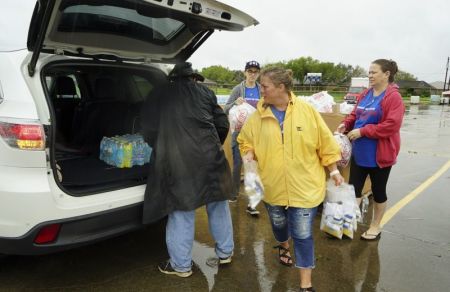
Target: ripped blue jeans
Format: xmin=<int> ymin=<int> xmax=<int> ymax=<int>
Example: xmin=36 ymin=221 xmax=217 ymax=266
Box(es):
xmin=264 ymin=203 xmax=317 ymax=269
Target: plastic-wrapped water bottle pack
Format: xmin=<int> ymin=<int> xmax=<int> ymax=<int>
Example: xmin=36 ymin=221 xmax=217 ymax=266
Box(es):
xmin=99 ymin=134 xmax=152 ymax=168
xmin=320 ymin=180 xmax=361 ymax=239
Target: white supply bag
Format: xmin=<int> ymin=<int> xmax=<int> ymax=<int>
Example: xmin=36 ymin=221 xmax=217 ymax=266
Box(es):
xmin=228 ymin=103 xmax=256 ymax=133
xmin=333 ymin=133 xmax=352 ymax=168
xmin=243 ymin=160 xmax=264 ymax=209
xmin=321 ymin=180 xmax=360 ymax=239
xmin=309 ymin=91 xmax=336 ymax=113
xmin=340 ymin=101 xmax=356 ymax=114
xmin=320 ymin=201 xmax=344 ymax=239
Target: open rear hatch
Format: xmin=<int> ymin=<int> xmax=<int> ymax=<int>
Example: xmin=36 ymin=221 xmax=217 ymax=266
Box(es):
xmin=28 ymin=0 xmax=257 ymax=195
xmin=27 ymin=0 xmax=258 ymax=75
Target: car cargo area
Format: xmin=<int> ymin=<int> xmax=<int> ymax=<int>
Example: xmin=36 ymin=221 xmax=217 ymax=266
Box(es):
xmin=42 ymin=61 xmax=167 ymax=195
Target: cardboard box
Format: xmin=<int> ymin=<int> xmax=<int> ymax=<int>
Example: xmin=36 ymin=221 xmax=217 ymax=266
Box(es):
xmin=320 ymin=112 xmax=344 ymax=133
xmin=332 ymin=103 xmax=340 ymax=114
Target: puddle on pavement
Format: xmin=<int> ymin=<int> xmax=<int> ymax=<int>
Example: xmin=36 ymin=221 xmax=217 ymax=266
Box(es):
xmin=405 ymin=105 xmax=450 ymax=126
xmin=192 ymin=241 xmax=218 ymax=291
xmin=401 ymin=105 xmax=450 ymax=157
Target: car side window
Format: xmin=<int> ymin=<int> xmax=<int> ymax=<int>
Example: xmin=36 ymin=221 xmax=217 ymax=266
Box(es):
xmin=45 ymin=76 xmax=54 ymax=89
xmin=51 ymin=75 xmax=81 ymax=100
xmin=132 ymin=75 xmax=154 ymax=100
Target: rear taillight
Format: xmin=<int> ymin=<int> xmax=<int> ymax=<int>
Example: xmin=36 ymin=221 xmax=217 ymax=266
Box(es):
xmin=0 ymin=121 xmax=45 ymax=150
xmin=34 ymin=224 xmax=61 ymax=244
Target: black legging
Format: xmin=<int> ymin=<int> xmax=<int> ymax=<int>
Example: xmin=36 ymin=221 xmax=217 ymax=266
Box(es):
xmin=349 ymin=156 xmax=392 ymax=203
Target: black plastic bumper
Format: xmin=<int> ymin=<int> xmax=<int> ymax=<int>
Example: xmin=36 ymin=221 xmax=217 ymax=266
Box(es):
xmin=0 ymin=203 xmax=144 ymax=255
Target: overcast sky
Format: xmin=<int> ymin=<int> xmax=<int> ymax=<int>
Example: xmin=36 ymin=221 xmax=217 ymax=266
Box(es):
xmin=189 ymin=0 xmax=450 ymax=83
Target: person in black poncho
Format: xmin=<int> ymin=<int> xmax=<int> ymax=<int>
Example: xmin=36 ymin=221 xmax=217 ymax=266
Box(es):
xmin=141 ymin=62 xmax=234 ymax=277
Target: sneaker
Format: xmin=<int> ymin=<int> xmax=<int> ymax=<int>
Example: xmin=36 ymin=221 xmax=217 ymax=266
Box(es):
xmin=206 ymin=254 xmax=232 ymax=267
xmin=158 ymin=260 xmax=192 ymax=278
xmin=219 ymin=255 xmax=232 ymax=265
xmin=246 ymin=206 xmax=260 ymax=216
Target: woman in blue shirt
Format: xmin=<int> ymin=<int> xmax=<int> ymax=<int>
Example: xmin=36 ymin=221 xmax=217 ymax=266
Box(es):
xmin=337 ymin=59 xmax=404 ymax=241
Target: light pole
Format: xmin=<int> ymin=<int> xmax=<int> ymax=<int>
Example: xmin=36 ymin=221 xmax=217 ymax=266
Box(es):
xmin=448 ymin=61 xmax=450 ymax=91
xmin=444 ymin=57 xmax=449 ymax=91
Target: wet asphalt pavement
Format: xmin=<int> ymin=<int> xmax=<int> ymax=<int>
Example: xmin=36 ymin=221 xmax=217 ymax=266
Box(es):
xmin=0 ymin=104 xmax=449 ymax=292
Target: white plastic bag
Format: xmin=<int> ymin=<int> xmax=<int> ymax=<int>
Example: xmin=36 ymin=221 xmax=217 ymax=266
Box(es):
xmin=320 ymin=201 xmax=344 ymax=239
xmin=325 ymin=178 xmax=356 ymax=203
xmin=243 ymin=160 xmax=264 ymax=209
xmin=309 ymin=91 xmax=336 ymax=113
xmin=339 ymin=101 xmax=356 ymax=114
xmin=321 ymin=180 xmax=360 ymax=239
xmin=333 ymin=133 xmax=352 ymax=168
xmin=228 ymin=103 xmax=256 ymax=133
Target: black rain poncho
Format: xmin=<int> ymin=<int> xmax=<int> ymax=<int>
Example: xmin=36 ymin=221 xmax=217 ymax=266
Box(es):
xmin=141 ymin=77 xmax=232 ymax=224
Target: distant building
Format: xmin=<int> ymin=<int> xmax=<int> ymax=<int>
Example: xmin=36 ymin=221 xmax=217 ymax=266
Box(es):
xmin=430 ymin=81 xmax=446 ymax=90
xmin=396 ymin=80 xmax=433 ymax=89
xmin=396 ymin=80 xmax=438 ymax=96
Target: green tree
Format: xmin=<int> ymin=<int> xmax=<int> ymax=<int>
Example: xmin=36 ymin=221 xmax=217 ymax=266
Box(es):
xmin=317 ymin=62 xmax=334 ymax=80
xmin=350 ymin=65 xmax=368 ymax=78
xmin=281 ymin=57 xmax=355 ymax=85
xmin=261 ymin=61 xmax=287 ymax=70
xmin=286 ymin=57 xmax=321 ymax=83
xmin=396 ymin=70 xmax=417 ymax=81
xmin=201 ymin=65 xmax=234 ymax=84
xmin=200 ymin=58 xmax=418 ymax=87
xmin=231 ymin=70 xmax=244 ymax=83
xmin=321 ymin=62 xmax=351 ymax=84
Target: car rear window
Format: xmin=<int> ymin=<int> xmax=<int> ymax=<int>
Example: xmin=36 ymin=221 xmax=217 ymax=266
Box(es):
xmin=58 ymin=4 xmax=186 ymax=44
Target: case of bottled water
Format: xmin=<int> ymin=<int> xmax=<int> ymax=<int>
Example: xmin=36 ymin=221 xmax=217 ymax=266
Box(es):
xmin=99 ymin=134 xmax=152 ymax=168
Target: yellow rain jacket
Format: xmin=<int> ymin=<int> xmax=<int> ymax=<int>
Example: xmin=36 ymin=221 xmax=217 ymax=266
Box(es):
xmin=237 ymin=92 xmax=341 ymax=208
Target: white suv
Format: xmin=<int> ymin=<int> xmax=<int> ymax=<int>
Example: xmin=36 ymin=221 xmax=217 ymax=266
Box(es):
xmin=0 ymin=0 xmax=256 ymax=256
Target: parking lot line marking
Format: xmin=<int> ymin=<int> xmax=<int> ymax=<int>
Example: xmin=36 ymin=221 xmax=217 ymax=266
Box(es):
xmin=381 ymin=159 xmax=450 ymax=227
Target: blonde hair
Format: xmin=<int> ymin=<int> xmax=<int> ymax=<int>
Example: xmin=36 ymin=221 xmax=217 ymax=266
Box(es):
xmin=260 ymin=67 xmax=294 ymax=93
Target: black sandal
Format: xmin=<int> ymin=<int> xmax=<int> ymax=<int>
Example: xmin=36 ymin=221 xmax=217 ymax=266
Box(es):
xmin=273 ymin=245 xmax=293 ymax=267
xmin=360 ymin=231 xmax=381 ymax=241
xmin=299 ymin=287 xmax=315 ymax=292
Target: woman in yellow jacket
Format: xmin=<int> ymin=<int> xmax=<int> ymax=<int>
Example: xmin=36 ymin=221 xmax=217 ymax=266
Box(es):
xmin=237 ymin=67 xmax=344 ymax=292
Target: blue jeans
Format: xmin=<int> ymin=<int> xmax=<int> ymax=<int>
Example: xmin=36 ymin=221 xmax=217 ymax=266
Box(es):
xmin=166 ymin=200 xmax=234 ymax=272
xmin=231 ymin=131 xmax=242 ymax=198
xmin=264 ymin=203 xmax=317 ymax=269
